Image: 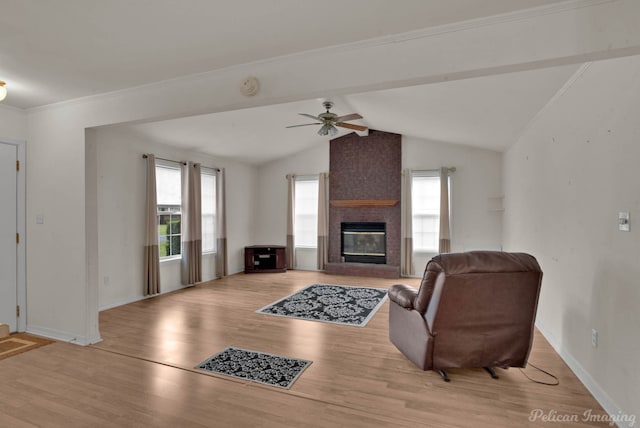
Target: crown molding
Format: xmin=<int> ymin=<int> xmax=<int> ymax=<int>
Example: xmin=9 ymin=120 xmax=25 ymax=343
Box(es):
xmin=337 ymin=0 xmax=614 ymax=47
xmin=0 ymin=102 xmax=26 ymax=113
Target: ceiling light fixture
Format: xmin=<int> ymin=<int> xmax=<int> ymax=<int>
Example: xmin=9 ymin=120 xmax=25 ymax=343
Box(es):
xmin=287 ymin=101 xmax=367 ymax=137
xmin=318 ymin=123 xmax=338 ymax=137
xmin=0 ymin=81 xmax=6 ymax=102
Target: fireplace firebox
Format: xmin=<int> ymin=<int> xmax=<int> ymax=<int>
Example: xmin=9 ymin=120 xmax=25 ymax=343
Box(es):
xmin=341 ymin=222 xmax=386 ymax=264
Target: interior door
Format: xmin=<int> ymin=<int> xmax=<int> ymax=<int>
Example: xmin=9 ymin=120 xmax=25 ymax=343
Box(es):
xmin=0 ymin=142 xmax=17 ymax=331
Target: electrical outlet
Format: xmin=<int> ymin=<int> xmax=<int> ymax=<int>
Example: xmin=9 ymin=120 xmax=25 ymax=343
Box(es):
xmin=591 ymin=328 xmax=598 ymax=348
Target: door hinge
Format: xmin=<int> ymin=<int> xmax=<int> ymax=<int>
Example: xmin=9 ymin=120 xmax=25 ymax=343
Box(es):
xmin=16 ymin=160 xmax=20 ymax=171
xmin=16 ymin=233 xmax=19 ymax=244
xmin=16 ymin=305 xmax=20 ymax=317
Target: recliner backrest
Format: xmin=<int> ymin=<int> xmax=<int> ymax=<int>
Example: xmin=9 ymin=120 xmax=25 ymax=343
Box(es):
xmin=415 ymin=251 xmax=543 ymax=369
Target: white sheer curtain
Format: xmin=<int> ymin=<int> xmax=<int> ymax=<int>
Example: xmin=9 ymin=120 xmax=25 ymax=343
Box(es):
xmin=181 ymin=162 xmax=202 ymax=285
xmin=439 ymin=167 xmax=451 ymax=253
xmin=316 ymin=172 xmax=328 ymax=270
xmin=286 ymin=174 xmax=295 ymax=270
xmin=144 ymin=154 xmax=160 ymax=295
xmin=215 ymin=168 xmax=228 ymax=278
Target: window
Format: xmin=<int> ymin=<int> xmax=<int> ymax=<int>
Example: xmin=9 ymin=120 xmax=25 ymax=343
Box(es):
xmin=294 ymin=177 xmax=319 ymax=248
xmin=201 ymin=168 xmax=216 ymax=253
xmin=156 ymin=163 xmax=182 ymax=258
xmin=412 ymin=172 xmax=450 ymax=252
xmin=156 ymin=162 xmax=217 ymax=259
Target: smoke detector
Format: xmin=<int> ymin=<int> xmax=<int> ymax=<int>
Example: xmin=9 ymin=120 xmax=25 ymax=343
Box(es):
xmin=240 ymin=76 xmax=259 ymax=96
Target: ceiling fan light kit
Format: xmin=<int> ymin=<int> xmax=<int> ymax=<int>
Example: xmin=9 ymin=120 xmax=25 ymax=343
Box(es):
xmin=286 ymin=100 xmax=367 ymax=137
xmin=318 ymin=123 xmax=338 ymax=137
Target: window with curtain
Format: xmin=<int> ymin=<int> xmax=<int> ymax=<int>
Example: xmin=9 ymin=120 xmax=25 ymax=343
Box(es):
xmin=156 ymin=161 xmax=217 ymax=259
xmin=412 ymin=172 xmax=450 ymax=252
xmin=156 ymin=162 xmax=182 ymax=258
xmin=294 ymin=177 xmax=319 ymax=248
xmin=201 ymin=168 xmax=217 ymax=254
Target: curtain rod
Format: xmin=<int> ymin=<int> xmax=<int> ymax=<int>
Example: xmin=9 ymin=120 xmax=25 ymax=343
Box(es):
xmin=285 ymin=172 xmax=329 ymax=179
xmin=286 ymin=168 xmax=456 ymax=179
xmin=405 ymin=167 xmax=456 ymax=175
xmin=142 ymin=154 xmax=220 ymax=171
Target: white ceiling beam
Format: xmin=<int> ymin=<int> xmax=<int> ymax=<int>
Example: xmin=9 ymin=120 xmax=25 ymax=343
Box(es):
xmin=33 ymin=0 xmax=640 ymax=130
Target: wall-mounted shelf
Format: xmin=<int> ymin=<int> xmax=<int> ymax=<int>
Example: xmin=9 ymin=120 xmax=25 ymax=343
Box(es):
xmin=330 ymin=199 xmax=399 ymax=208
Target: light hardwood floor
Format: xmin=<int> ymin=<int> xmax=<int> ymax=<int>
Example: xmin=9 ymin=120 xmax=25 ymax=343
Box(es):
xmin=0 ymin=271 xmax=610 ymax=427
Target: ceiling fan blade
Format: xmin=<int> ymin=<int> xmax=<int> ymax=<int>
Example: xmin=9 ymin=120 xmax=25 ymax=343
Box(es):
xmin=286 ymin=123 xmax=321 ymax=128
xmin=335 ymin=113 xmax=362 ymax=122
xmin=336 ymin=122 xmax=368 ymax=131
xmin=299 ymin=113 xmax=320 ymax=120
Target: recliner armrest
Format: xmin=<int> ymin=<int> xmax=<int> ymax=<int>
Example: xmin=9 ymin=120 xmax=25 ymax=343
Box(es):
xmin=388 ymin=284 xmax=418 ymax=310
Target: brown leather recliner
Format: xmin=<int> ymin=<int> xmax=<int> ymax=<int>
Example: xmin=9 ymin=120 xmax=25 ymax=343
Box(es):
xmin=388 ymin=251 xmax=542 ymax=381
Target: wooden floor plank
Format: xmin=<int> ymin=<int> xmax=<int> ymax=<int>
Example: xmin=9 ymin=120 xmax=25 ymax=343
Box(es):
xmin=0 ymin=271 xmax=610 ymax=426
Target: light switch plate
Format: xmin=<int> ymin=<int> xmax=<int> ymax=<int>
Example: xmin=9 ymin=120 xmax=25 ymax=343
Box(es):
xmin=619 ymin=212 xmax=630 ymax=231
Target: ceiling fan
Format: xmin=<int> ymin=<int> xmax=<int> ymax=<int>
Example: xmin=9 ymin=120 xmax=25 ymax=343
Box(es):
xmin=286 ymin=101 xmax=367 ymax=137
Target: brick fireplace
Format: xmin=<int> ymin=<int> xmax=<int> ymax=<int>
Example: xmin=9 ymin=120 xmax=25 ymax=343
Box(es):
xmin=325 ymin=130 xmax=401 ymax=278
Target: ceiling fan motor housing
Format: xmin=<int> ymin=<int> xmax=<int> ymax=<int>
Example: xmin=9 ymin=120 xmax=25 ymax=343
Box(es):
xmin=319 ymin=112 xmax=338 ymax=121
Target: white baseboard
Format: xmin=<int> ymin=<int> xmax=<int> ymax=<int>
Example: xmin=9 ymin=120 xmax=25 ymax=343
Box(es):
xmin=26 ymin=325 xmax=101 ymax=346
xmin=98 ymin=282 xmax=198 ymax=311
xmin=99 ymin=293 xmax=153 ymax=312
xmin=535 ymin=321 xmax=632 ymax=428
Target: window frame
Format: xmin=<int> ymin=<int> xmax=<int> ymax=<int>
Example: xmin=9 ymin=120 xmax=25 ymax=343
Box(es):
xmin=293 ymin=175 xmax=319 ymax=249
xmin=155 ymin=160 xmax=183 ymax=262
xmin=200 ymin=167 xmax=217 ymax=255
xmin=411 ymin=170 xmax=451 ymax=253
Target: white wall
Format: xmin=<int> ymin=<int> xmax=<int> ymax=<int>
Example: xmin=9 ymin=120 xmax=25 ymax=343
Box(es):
xmin=403 ymin=136 xmax=503 ymax=273
xmin=255 ymin=143 xmax=329 ymax=269
xmin=0 ymin=105 xmax=27 ymax=140
xmin=503 ymin=56 xmax=640 ymax=422
xmin=91 ymin=126 xmax=256 ymax=310
xmin=254 ymin=136 xmax=502 ymax=274
xmin=27 ymin=106 xmax=92 ymax=343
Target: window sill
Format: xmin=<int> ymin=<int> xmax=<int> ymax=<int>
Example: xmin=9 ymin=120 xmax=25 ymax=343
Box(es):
xmin=160 ymin=252 xmax=218 ymax=262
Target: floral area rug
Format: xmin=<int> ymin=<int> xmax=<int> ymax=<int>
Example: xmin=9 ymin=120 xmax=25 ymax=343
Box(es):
xmin=195 ymin=347 xmax=312 ymax=389
xmin=256 ymin=283 xmax=388 ymax=327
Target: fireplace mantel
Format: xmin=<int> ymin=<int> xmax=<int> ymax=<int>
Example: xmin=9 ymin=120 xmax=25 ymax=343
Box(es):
xmin=330 ymin=199 xmax=398 ymax=208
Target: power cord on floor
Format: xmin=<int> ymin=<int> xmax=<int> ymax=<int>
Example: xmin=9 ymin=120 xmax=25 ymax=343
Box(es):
xmin=519 ymin=362 xmax=559 ymax=385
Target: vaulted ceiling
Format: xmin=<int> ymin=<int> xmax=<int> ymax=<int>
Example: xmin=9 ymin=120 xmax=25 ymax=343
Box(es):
xmin=1 ymin=0 xmax=579 ymax=163
xmin=123 ymin=63 xmax=579 ymax=164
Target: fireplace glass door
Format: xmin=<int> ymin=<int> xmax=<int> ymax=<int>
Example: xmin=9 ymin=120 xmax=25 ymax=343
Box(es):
xmin=341 ymin=222 xmax=386 ymax=264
